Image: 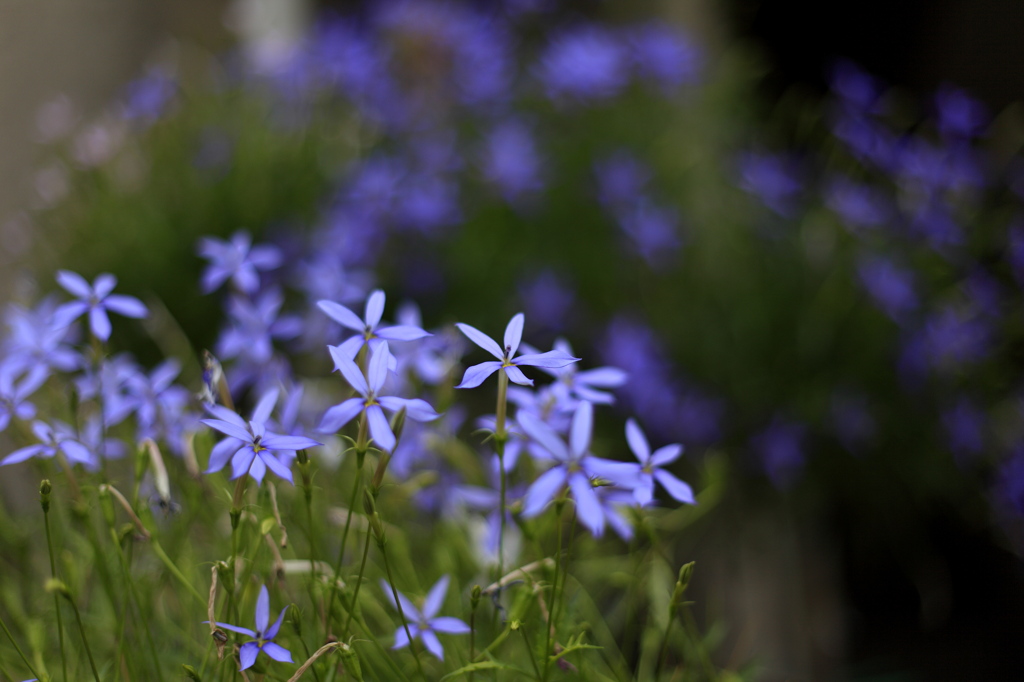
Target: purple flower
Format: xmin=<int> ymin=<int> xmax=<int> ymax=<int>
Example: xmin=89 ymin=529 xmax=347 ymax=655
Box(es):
xmin=380 ymin=575 xmax=469 ymax=661
xmin=829 ymin=61 xmax=883 ymax=114
xmin=594 ymin=152 xmax=651 ymax=210
xmin=198 ymin=231 xmax=282 ymax=294
xmin=454 ymin=313 xmax=578 ymax=389
xmin=737 ymin=153 xmax=802 ymax=216
xmin=923 ymin=306 xmax=990 ymax=370
xmin=830 ymin=390 xmax=876 ymax=454
xmin=53 ymin=271 xmax=148 ymax=341
xmin=203 ymin=389 xmax=321 ymax=485
xmin=217 ymin=290 xmax=303 ymax=365
xmin=624 ymin=23 xmax=700 ymax=92
xmin=518 ymin=271 xmax=575 ymax=331
xmin=1 ymin=420 xmax=95 ymax=469
xmin=4 ymin=300 xmax=80 ymax=376
xmin=943 ymin=398 xmax=985 ymax=462
xmin=615 ymin=200 xmax=683 ymax=267
xmin=934 ymin=85 xmax=988 ymax=139
xmin=317 ymin=341 xmax=440 ymax=452
xmin=825 ymin=177 xmax=892 ymax=232
xmin=519 ymin=401 xmax=637 ymax=536
xmin=537 ymin=25 xmax=628 ymax=103
xmin=857 ymin=255 xmax=917 ymax=322
xmin=318 ymin=289 xmax=430 ymax=362
xmin=122 ymin=70 xmax=176 ymax=123
xmin=532 ymin=339 xmax=626 ymax=406
xmin=752 ymin=418 xmax=806 ymax=490
xmin=624 ymin=419 xmax=694 ymax=506
xmin=481 ymin=119 xmax=544 ymax=204
xmin=0 ymin=362 xmax=47 ymax=432
xmin=205 ymin=585 xmax=292 ymax=671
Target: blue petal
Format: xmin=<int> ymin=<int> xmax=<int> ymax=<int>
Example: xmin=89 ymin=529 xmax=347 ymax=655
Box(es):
xmin=262 ymin=641 xmax=293 ymax=663
xmin=455 ymin=361 xmax=502 ymax=389
xmin=239 ymin=641 xmax=259 ymax=671
xmin=522 ymin=465 xmax=568 ymax=518
xmin=569 ymin=471 xmax=604 ymax=537
xmin=455 ymin=323 xmax=504 ymax=360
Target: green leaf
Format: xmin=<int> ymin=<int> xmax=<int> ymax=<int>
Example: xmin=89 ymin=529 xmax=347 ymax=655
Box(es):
xmin=440 ymin=660 xmax=533 ymax=680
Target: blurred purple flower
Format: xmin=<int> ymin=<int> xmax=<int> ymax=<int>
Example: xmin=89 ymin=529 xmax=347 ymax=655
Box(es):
xmin=318 ymin=289 xmax=431 ymax=363
xmin=829 ymin=60 xmax=883 ymax=114
xmin=0 ymin=362 xmax=47 ymax=433
xmin=737 ymin=152 xmax=802 ymax=216
xmin=481 ymin=119 xmax=544 ymax=204
xmin=197 ymin=231 xmax=282 ymax=295
xmin=910 ymin=200 xmax=963 ymax=252
xmin=53 ymin=271 xmax=148 ymax=341
xmin=380 ymin=575 xmax=469 ymax=661
xmin=830 ymin=390 xmax=876 ymax=454
xmin=1 ymin=420 xmax=95 ymax=469
xmin=624 ymin=23 xmax=700 ymax=92
xmin=752 ymin=418 xmax=807 ymax=489
xmin=857 ymin=255 xmax=917 ymax=322
xmin=122 ymin=70 xmax=176 ymax=123
xmin=537 ymin=25 xmax=628 ymax=103
xmin=518 ymin=270 xmax=575 ymax=331
xmin=615 ymin=200 xmax=683 ymax=268
xmin=594 ymin=152 xmax=651 ymax=210
xmin=217 ymin=289 xmax=303 ymax=365
xmin=923 ymin=306 xmax=991 ymax=370
xmin=825 ymin=177 xmax=891 ymax=232
xmin=934 ymin=85 xmax=988 ymax=139
xmin=942 ymin=397 xmax=985 ymax=462
xmin=624 ymin=418 xmax=694 ymax=506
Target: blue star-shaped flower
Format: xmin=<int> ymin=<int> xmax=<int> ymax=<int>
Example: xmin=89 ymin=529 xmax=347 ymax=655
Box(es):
xmin=380 ymin=575 xmax=470 ymax=661
xmin=206 ymin=585 xmax=292 ymax=671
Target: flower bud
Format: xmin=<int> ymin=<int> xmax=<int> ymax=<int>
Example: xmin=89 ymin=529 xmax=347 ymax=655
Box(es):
xmin=371 ymin=452 xmax=391 ymax=494
xmin=45 ymin=578 xmax=71 ymax=598
xmin=389 ymin=407 xmax=407 ymax=444
xmin=39 ymin=479 xmax=52 ymax=512
xmin=288 ymin=603 xmax=302 ymax=637
xmin=339 ymin=641 xmax=363 ymax=681
xmin=471 ymin=584 xmax=482 ymax=610
xmin=98 ymin=485 xmax=116 ymax=527
xmin=296 ymin=448 xmax=309 ymax=466
xmin=182 ymin=664 xmax=202 ymax=681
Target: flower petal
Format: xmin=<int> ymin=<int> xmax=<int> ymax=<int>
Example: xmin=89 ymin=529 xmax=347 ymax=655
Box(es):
xmin=376 ymin=325 xmax=431 ymax=341
xmin=262 ymin=433 xmax=321 ymax=452
xmin=92 ymin=274 xmax=117 ymax=299
xmin=455 ymin=323 xmax=503 ymax=360
xmin=317 ymin=398 xmax=364 ymax=433
xmin=455 ymin=361 xmax=502 ymax=389
xmin=255 ymin=585 xmax=270 ymax=633
xmin=378 ymin=397 xmax=440 ymax=422
xmin=207 ymin=438 xmax=244 ymax=473
xmin=202 ymin=419 xmax=253 ymax=443
xmin=650 ymin=444 xmax=683 ymax=467
xmin=367 ymin=405 xmax=396 ymax=452
xmin=104 ymin=295 xmax=148 ymax=319
xmin=522 ymin=465 xmax=568 ymax=518
xmin=207 ymin=621 xmax=256 ymax=637
xmin=503 ymin=313 xmax=525 ymax=357
xmin=230 ymin=449 xmax=256 ymax=480
xmin=633 ymin=473 xmax=655 ymax=506
xmin=317 ymin=300 xmax=365 ymax=332
xmin=392 ymin=624 xmax=420 ymax=650
xmin=0 ymin=444 xmax=46 ymax=465
xmin=576 ymin=367 xmax=627 ymax=387
xmin=247 ymin=456 xmax=267 ymax=485
xmin=654 ymin=469 xmax=696 ymax=504
xmin=625 ymin=419 xmax=650 ymax=464
xmin=51 ymin=301 xmax=89 ymax=328
xmin=368 ymin=341 xmax=390 ymax=394
xmin=513 ymin=350 xmax=579 ymax=369
xmin=517 ymin=411 xmax=569 ymax=461
xmin=259 ymin=452 xmax=294 ymax=484
xmin=569 ymin=471 xmax=604 ymax=537
xmin=89 ymin=307 xmax=112 ymax=341
xmin=239 ymin=641 xmax=260 ymax=671
xmin=503 ymin=364 xmax=534 ymax=387
xmin=365 ymin=290 xmax=385 ymax=329
xmin=262 ymin=641 xmax=293 ymax=663
xmin=328 ymin=345 xmax=369 ymax=396
xmin=429 ymin=616 xmax=471 ymax=634
xmin=420 ymin=629 xmax=445 ymax=661
xmin=264 ymin=608 xmax=288 ymax=640
xmin=422 ymin=575 xmax=449 ymax=620
xmin=251 ymin=388 xmax=279 ymax=426
xmin=56 ymin=270 xmax=91 ymax=298
xmin=570 ymin=401 xmax=593 ymax=458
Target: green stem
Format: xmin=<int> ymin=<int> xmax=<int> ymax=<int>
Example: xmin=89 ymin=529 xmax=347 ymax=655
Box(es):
xmin=342 ymin=528 xmax=373 ymax=637
xmin=518 ymin=624 xmax=543 ymax=681
xmin=494 ymin=370 xmax=509 ymax=590
xmin=381 ymin=544 xmax=427 ymax=681
xmin=42 ymin=486 xmax=68 ymax=682
xmin=541 ymin=502 xmax=564 ymax=682
xmin=64 ymin=590 xmax=102 ymax=682
xmin=0 ymin=613 xmax=41 ymax=681
xmin=654 ymin=610 xmax=675 ymax=680
xmin=326 ymin=456 xmax=363 ymax=634
xmin=110 ymin=528 xmax=166 ymax=682
xmin=151 ymin=538 xmax=206 ymax=606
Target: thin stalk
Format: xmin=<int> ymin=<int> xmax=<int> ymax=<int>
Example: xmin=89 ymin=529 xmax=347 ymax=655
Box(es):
xmin=110 ymin=528 xmax=166 ymax=682
xmin=517 ymin=624 xmax=543 ymax=681
xmin=654 ymin=614 xmax=675 ymax=680
xmin=342 ymin=529 xmax=373 ymax=636
xmin=494 ymin=370 xmax=509 ymax=589
xmin=326 ymin=433 xmax=365 ymax=633
xmin=63 ymin=590 xmax=102 ymax=682
xmin=381 ymin=544 xmax=427 ymax=681
xmin=541 ymin=503 xmax=565 ymax=682
xmin=0 ymin=613 xmax=41 ymax=681
xmin=41 ymin=483 xmax=68 ymax=682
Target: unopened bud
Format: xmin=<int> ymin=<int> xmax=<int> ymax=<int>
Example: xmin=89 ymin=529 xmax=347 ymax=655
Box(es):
xmin=296 ymin=448 xmax=309 ymax=466
xmin=371 ymin=452 xmax=391 ymax=493
xmin=362 ymin=488 xmax=375 ymax=516
xmin=98 ymin=485 xmax=116 ymax=526
xmin=45 ymin=578 xmax=71 ymax=598
xmin=339 ymin=641 xmax=363 ymax=681
xmin=471 ymin=585 xmax=482 ymax=610
xmin=182 ymin=664 xmax=203 ymax=681
xmin=39 ymin=479 xmax=52 ymax=512
xmin=288 ymin=604 xmax=302 ymax=637
xmin=389 ymin=407 xmax=407 ymax=445
xmin=671 ymin=561 xmax=695 ymax=609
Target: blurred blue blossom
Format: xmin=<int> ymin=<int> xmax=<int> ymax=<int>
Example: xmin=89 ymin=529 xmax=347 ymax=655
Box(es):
xmin=625 ymin=23 xmax=700 ymax=93
xmin=380 ymin=575 xmax=469 ymax=661
xmin=737 ymin=152 xmax=802 ymax=216
xmin=198 ymin=231 xmax=282 ymax=295
xmin=537 ymin=25 xmax=628 ymax=103
xmin=481 ymin=119 xmax=544 ymax=205
xmin=53 ymin=271 xmax=148 ymax=342
xmin=0 ymin=419 xmax=95 ymax=470
xmin=752 ymin=418 xmax=807 ymax=490
xmin=942 ymin=397 xmax=985 ymax=462
xmin=857 ymin=255 xmax=917 ymax=322
xmin=122 ymin=70 xmax=176 ymax=123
